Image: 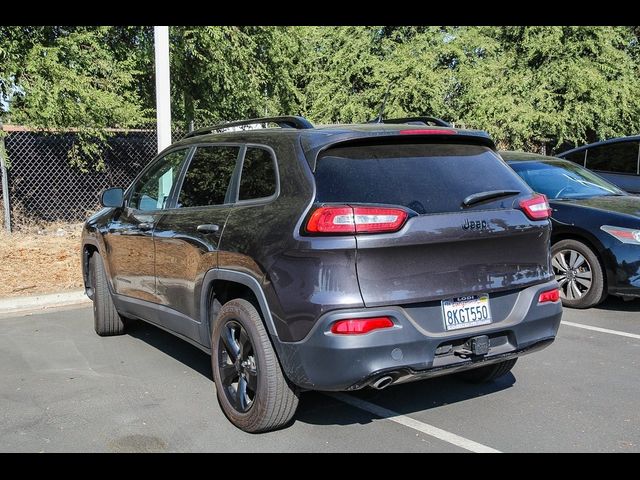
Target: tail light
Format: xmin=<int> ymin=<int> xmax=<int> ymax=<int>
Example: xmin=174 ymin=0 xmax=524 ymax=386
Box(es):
xmin=601 ymin=225 xmax=640 ymax=245
xmin=538 ymin=288 xmax=560 ymax=304
xmin=330 ymin=317 xmax=394 ymax=335
xmin=306 ymin=206 xmax=408 ymax=234
xmin=519 ymin=194 xmax=551 ymax=221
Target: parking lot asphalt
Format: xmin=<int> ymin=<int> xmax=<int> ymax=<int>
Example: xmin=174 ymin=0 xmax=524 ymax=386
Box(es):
xmin=1 ymin=298 xmax=639 ymax=452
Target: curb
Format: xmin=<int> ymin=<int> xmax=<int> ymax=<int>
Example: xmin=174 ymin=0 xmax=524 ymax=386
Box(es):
xmin=0 ymin=290 xmax=90 ymax=315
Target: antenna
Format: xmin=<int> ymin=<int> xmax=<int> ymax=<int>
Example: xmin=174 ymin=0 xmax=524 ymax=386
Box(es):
xmin=373 ymin=84 xmax=392 ymax=124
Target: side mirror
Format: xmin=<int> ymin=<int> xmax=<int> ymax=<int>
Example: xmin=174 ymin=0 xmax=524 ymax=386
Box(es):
xmin=100 ymin=187 xmax=124 ymax=208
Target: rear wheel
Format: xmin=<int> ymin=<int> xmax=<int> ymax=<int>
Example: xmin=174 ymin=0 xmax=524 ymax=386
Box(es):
xmin=457 ymin=359 xmax=517 ymax=383
xmin=211 ymin=298 xmax=298 ymax=433
xmin=90 ymin=253 xmax=125 ymax=336
xmin=551 ymin=239 xmax=606 ymax=309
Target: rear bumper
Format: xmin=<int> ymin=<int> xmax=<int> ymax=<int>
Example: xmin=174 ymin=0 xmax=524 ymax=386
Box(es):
xmin=275 ymin=280 xmax=562 ymax=391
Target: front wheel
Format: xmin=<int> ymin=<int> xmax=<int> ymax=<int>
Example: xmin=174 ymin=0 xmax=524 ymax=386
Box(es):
xmin=551 ymin=239 xmax=606 ymax=309
xmin=211 ymin=298 xmax=299 ymax=433
xmin=90 ymin=253 xmax=126 ymax=336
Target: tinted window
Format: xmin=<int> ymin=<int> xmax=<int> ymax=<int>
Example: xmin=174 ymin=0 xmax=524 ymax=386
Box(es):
xmin=177 ymin=146 xmax=239 ymax=208
xmin=239 ymin=147 xmax=277 ymax=200
xmin=315 ymin=143 xmax=528 ymax=214
xmin=587 ymin=142 xmax=639 ymax=174
xmin=510 ymin=160 xmax=624 ymax=199
xmin=561 ymin=150 xmax=586 ymax=166
xmin=129 ymin=149 xmax=187 ymax=211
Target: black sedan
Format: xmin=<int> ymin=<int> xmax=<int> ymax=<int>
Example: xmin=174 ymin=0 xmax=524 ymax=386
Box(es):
xmin=501 ymin=151 xmax=640 ymax=308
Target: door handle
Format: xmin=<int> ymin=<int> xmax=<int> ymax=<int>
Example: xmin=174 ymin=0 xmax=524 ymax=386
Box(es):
xmin=197 ymin=224 xmax=220 ymax=234
xmin=139 ymin=222 xmax=154 ymax=231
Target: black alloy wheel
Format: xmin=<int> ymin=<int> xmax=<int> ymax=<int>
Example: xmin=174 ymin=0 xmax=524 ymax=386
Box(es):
xmin=217 ymin=320 xmax=258 ymax=413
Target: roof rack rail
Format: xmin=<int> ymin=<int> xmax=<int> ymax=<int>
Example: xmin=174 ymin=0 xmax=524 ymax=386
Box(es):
xmin=376 ymin=116 xmax=452 ymax=128
xmin=182 ymin=116 xmax=314 ymax=139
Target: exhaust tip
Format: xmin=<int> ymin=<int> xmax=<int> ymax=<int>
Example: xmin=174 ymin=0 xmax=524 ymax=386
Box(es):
xmin=371 ymin=375 xmax=394 ymax=390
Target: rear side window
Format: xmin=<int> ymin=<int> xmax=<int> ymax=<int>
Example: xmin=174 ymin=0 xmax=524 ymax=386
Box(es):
xmin=561 ymin=150 xmax=586 ymax=166
xmin=177 ymin=146 xmax=239 ymax=208
xmin=315 ymin=143 xmax=529 ymax=214
xmin=238 ymin=147 xmax=277 ymax=201
xmin=586 ymin=142 xmax=639 ymax=174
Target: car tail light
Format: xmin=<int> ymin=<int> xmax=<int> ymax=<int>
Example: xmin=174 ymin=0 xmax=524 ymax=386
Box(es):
xmin=399 ymin=129 xmax=457 ymax=135
xmin=601 ymin=225 xmax=640 ymax=245
xmin=306 ymin=206 xmax=408 ymax=234
xmin=538 ymin=288 xmax=560 ymax=304
xmin=330 ymin=317 xmax=394 ymax=335
xmin=519 ymin=194 xmax=551 ymax=220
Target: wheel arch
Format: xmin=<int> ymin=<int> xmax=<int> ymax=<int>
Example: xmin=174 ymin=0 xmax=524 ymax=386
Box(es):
xmin=551 ymin=231 xmax=610 ymax=293
xmin=82 ymin=240 xmax=101 ymax=299
xmin=200 ymin=269 xmax=279 ymax=340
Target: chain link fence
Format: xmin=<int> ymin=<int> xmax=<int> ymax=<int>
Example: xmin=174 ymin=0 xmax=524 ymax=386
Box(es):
xmin=0 ymin=125 xmax=188 ymax=229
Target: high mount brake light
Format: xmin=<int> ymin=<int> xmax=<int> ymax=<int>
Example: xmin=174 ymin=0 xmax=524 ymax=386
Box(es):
xmin=399 ymin=129 xmax=457 ymax=135
xmin=306 ymin=206 xmax=408 ymax=234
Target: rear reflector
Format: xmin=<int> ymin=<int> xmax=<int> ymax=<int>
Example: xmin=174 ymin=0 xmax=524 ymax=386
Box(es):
xmin=399 ymin=129 xmax=457 ymax=135
xmin=306 ymin=206 xmax=408 ymax=234
xmin=538 ymin=288 xmax=560 ymax=303
xmin=519 ymin=194 xmax=551 ymax=220
xmin=330 ymin=317 xmax=394 ymax=335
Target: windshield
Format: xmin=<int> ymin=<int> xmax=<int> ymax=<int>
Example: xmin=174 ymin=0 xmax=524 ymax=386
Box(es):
xmin=509 ymin=160 xmax=625 ymax=199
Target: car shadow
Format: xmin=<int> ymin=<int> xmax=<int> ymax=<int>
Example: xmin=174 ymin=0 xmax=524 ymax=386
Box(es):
xmin=594 ymin=296 xmax=640 ymax=312
xmin=296 ymin=373 xmax=516 ymax=428
xmin=125 ymin=319 xmax=213 ymax=379
xmin=124 ymin=319 xmax=516 ymax=429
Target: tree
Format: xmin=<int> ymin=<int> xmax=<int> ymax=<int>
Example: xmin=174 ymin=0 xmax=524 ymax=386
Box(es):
xmin=452 ymin=26 xmax=640 ymax=151
xmin=3 ymin=26 xmax=640 ymax=158
xmin=0 ymin=26 xmax=151 ymax=169
xmin=170 ymin=26 xmax=305 ymax=128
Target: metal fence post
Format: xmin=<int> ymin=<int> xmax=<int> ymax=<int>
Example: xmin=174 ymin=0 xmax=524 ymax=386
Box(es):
xmin=0 ymin=125 xmax=11 ymax=233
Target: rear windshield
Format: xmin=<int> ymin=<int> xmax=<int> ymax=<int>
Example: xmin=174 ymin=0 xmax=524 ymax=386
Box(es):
xmin=315 ymin=143 xmax=529 ymax=214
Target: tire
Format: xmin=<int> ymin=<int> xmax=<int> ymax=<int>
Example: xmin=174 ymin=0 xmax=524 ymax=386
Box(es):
xmin=90 ymin=253 xmax=126 ymax=336
xmin=551 ymin=239 xmax=606 ymax=309
xmin=211 ymin=298 xmax=299 ymax=433
xmin=457 ymin=359 xmax=518 ymax=383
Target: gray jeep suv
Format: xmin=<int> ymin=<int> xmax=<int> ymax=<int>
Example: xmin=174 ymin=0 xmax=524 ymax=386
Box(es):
xmin=82 ymin=116 xmax=562 ymax=432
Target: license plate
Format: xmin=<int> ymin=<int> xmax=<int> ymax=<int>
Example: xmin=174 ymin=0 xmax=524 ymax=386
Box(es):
xmin=441 ymin=294 xmax=492 ymax=331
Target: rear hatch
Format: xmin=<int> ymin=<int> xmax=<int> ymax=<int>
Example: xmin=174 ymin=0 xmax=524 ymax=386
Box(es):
xmin=312 ymin=140 xmax=552 ymax=307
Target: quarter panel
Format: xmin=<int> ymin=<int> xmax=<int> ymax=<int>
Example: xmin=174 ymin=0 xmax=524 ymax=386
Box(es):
xmin=219 ymin=138 xmax=365 ymax=342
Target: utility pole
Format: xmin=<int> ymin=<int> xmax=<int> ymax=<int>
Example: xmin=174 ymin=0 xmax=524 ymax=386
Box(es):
xmin=154 ymin=26 xmax=172 ymax=152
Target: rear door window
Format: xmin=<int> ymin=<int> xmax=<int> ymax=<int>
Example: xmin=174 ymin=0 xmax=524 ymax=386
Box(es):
xmin=315 ymin=143 xmax=529 ymax=214
xmin=177 ymin=145 xmax=240 ymax=208
xmin=586 ymin=142 xmax=639 ymax=174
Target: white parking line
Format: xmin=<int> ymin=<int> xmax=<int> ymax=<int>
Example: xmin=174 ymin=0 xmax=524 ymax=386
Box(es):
xmin=561 ymin=321 xmax=640 ymax=340
xmin=328 ymin=392 xmax=501 ymax=453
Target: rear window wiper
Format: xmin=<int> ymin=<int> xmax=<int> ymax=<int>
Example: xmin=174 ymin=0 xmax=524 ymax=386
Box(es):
xmin=462 ymin=190 xmax=521 ymax=207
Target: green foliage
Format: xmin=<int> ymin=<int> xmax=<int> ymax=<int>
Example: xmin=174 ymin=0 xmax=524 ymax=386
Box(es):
xmin=452 ymin=26 xmax=640 ymax=151
xmin=171 ymin=26 xmax=305 ymax=127
xmin=2 ymin=25 xmax=640 ymax=165
xmin=0 ymin=26 xmax=151 ymax=170
xmin=301 ymin=26 xmax=640 ymax=152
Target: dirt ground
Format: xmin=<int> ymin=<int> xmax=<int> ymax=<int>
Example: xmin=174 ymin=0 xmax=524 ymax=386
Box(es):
xmin=0 ymin=223 xmax=83 ymax=297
